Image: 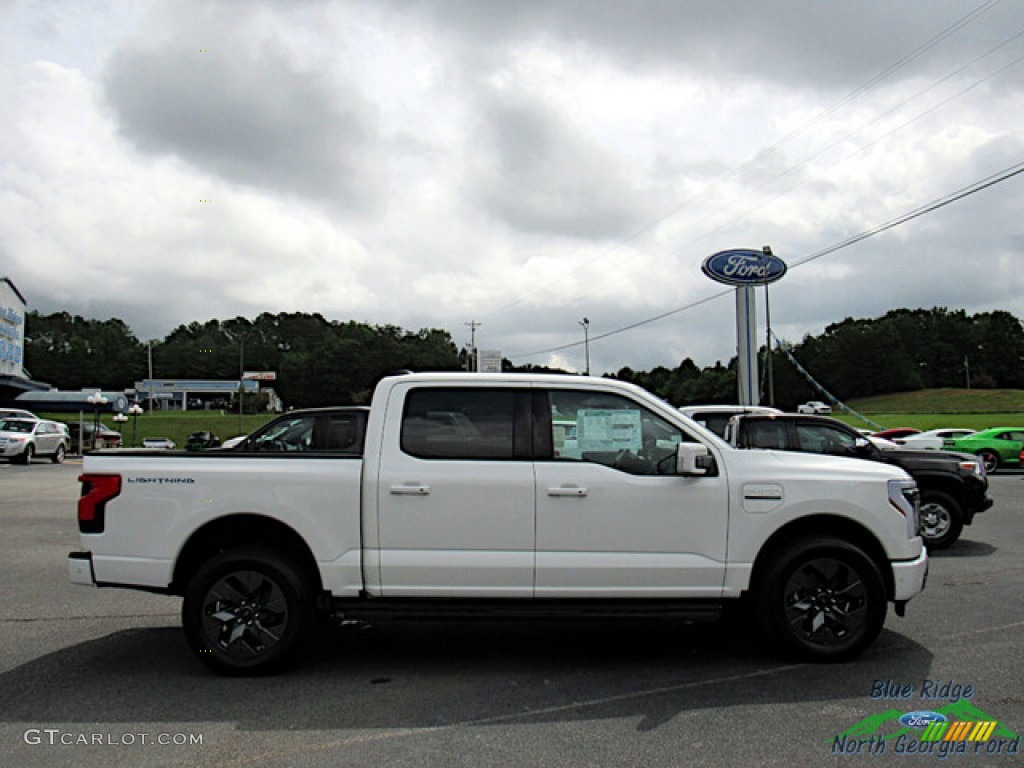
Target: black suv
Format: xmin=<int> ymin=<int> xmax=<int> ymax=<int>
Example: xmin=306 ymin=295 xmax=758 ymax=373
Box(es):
xmin=726 ymin=413 xmax=992 ymax=549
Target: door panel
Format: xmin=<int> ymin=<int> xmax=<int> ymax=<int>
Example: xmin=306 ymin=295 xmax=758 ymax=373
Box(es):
xmin=376 ymin=386 xmax=535 ymax=597
xmin=535 ymin=388 xmax=728 ymax=597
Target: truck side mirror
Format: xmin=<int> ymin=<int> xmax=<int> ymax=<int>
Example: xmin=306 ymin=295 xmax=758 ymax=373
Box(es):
xmin=854 ymin=437 xmax=875 ymax=455
xmin=676 ymin=443 xmax=713 ymax=476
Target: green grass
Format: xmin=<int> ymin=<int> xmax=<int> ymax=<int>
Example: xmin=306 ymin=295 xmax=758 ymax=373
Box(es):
xmin=42 ymin=410 xmax=278 ymax=449
xmin=846 ymin=388 xmax=1024 ymax=414
xmin=830 ymin=388 xmax=1024 ymax=432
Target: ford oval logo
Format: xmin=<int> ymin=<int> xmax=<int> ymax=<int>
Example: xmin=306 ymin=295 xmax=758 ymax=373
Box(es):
xmin=899 ymin=711 xmax=948 ymax=729
xmin=702 ymin=249 xmax=787 ymax=286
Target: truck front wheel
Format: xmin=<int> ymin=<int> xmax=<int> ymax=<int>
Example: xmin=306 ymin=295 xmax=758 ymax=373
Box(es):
xmin=918 ymin=490 xmax=963 ymax=549
xmin=182 ymin=547 xmax=315 ymax=675
xmin=755 ymin=538 xmax=886 ymax=662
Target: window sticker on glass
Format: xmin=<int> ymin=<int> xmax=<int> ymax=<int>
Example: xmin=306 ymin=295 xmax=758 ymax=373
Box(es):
xmin=577 ymin=409 xmax=643 ymax=454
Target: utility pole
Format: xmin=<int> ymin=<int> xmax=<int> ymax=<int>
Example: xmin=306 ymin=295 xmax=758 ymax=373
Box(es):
xmin=465 ymin=321 xmax=481 ymax=371
xmin=147 ymin=340 xmax=154 ymax=413
xmin=579 ymin=318 xmax=590 ymax=376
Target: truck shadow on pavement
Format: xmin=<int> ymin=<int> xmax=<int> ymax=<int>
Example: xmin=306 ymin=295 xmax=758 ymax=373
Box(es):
xmin=0 ymin=617 xmax=933 ymax=734
xmin=929 ymin=539 xmax=996 ymax=558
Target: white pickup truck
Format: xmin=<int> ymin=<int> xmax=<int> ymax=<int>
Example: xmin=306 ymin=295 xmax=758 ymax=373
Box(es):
xmin=69 ymin=373 xmax=927 ymax=674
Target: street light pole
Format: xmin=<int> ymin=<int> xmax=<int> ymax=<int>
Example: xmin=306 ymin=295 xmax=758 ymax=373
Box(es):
xmin=86 ymin=392 xmax=108 ymax=451
xmin=238 ymin=337 xmax=245 ymax=435
xmin=129 ymin=402 xmax=143 ymax=447
xmin=579 ymin=318 xmax=590 ymax=376
xmin=762 ymin=246 xmax=774 ymax=407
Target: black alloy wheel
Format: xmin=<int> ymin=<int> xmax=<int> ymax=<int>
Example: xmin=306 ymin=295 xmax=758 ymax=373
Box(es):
xmin=182 ymin=547 xmax=315 ymax=675
xmin=978 ymin=450 xmax=1000 ymax=474
xmin=756 ymin=538 xmax=886 ymax=661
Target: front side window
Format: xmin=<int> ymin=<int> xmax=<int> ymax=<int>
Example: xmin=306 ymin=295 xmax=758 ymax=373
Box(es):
xmin=402 ymin=388 xmax=520 ymax=459
xmin=546 ymin=390 xmax=688 ymax=475
xmin=249 ymin=415 xmax=316 ymax=451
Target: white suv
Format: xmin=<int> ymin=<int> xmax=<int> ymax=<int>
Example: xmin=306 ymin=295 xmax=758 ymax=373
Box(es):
xmin=0 ymin=418 xmax=71 ymax=464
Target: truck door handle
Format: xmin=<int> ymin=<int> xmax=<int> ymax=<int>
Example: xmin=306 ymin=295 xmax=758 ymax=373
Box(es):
xmin=547 ymin=485 xmax=587 ymax=497
xmin=390 ymin=483 xmax=431 ymax=496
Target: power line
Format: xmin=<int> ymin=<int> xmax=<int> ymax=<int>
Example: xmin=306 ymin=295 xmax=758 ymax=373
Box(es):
xmin=511 ymin=158 xmax=1024 ymax=360
xmin=481 ymin=1 xmax=1006 ymax=323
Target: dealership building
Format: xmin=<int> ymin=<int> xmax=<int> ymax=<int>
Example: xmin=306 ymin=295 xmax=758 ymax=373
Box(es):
xmin=132 ymin=378 xmax=281 ymax=412
xmin=0 ymin=277 xmax=49 ymax=403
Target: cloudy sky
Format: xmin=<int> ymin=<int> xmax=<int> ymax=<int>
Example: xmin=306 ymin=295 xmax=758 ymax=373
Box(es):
xmin=2 ymin=0 xmax=1023 ymax=376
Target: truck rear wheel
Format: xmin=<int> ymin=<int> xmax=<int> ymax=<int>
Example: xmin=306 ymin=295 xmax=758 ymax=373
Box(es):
xmin=755 ymin=538 xmax=886 ymax=662
xmin=918 ymin=490 xmax=963 ymax=550
xmin=182 ymin=547 xmax=315 ymax=676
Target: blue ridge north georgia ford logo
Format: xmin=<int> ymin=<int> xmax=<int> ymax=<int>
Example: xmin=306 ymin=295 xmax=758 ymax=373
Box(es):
xmin=701 ymin=248 xmax=787 ymax=286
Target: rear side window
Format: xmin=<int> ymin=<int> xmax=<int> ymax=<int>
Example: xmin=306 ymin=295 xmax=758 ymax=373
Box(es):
xmin=322 ymin=413 xmax=365 ymax=452
xmin=740 ymin=420 xmax=788 ymax=449
xmin=401 ymin=388 xmax=523 ymax=459
xmin=795 ymin=423 xmax=856 ymax=455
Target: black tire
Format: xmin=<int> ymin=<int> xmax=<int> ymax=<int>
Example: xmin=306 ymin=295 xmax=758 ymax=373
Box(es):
xmin=754 ymin=537 xmax=886 ymax=662
xmin=182 ymin=547 xmax=315 ymax=676
xmin=51 ymin=444 xmax=66 ymax=464
xmin=978 ymin=450 xmax=1000 ymax=474
xmin=918 ymin=490 xmax=963 ymax=549
xmin=16 ymin=444 xmax=34 ymax=465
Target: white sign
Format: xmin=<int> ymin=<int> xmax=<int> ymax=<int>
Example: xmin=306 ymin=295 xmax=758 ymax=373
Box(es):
xmin=477 ymin=350 xmax=502 ymax=373
xmin=242 ymin=371 xmax=277 ymax=381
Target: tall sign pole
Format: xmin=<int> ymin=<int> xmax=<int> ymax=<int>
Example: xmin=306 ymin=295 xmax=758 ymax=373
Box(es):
xmin=702 ymin=247 xmax=787 ymax=406
xmin=736 ymin=285 xmax=758 ymax=406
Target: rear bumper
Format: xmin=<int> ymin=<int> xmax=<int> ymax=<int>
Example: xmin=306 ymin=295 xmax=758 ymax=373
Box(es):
xmin=68 ymin=551 xmax=96 ymax=586
xmin=891 ymin=549 xmax=928 ymax=602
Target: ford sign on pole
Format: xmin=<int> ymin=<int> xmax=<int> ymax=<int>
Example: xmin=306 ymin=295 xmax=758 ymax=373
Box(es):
xmin=702 ymin=247 xmax=787 ymax=406
xmin=701 ymin=249 xmax=787 ymax=286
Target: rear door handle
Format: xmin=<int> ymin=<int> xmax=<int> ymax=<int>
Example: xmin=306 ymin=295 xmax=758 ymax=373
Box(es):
xmin=547 ymin=485 xmax=587 ymax=497
xmin=390 ymin=483 xmax=431 ymax=496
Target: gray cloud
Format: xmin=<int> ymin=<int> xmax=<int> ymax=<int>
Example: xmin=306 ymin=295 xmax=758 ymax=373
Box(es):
xmin=102 ymin=43 xmax=381 ymax=208
xmin=396 ymin=0 xmax=1024 ymax=92
xmin=471 ymin=90 xmax=650 ymax=238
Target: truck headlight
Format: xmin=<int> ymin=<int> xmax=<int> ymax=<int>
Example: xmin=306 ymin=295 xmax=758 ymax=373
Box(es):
xmin=888 ymin=479 xmax=920 ymax=539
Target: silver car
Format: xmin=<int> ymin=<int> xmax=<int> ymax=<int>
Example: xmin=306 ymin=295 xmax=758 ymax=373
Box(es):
xmin=0 ymin=418 xmax=71 ymax=464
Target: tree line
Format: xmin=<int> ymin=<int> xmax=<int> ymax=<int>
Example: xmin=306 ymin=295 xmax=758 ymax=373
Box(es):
xmin=612 ymin=307 xmax=1024 ymax=408
xmin=22 ymin=306 xmax=1024 ymax=409
xmin=23 ymin=312 xmax=463 ymax=407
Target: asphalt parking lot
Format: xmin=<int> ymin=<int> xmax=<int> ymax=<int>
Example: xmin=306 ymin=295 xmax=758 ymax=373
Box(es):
xmin=0 ymin=461 xmax=1022 ymax=767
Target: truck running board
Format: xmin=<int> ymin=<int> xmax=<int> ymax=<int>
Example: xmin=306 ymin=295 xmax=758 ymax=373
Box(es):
xmin=329 ymin=597 xmax=724 ymax=623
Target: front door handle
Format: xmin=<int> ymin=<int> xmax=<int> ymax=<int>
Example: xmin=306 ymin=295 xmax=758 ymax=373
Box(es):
xmin=390 ymin=483 xmax=431 ymax=496
xmin=547 ymin=485 xmax=587 ymax=497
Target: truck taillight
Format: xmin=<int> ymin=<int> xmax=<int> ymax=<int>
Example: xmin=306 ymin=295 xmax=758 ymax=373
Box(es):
xmin=78 ymin=474 xmax=121 ymax=534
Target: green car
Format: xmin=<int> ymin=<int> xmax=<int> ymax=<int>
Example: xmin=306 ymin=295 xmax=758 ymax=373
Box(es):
xmin=943 ymin=428 xmax=1024 ymax=473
